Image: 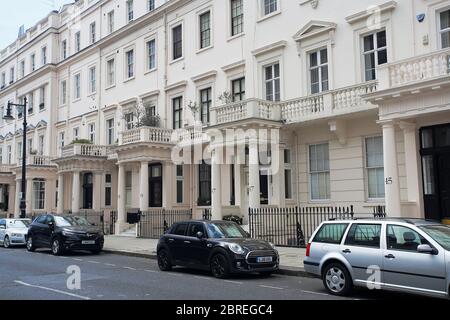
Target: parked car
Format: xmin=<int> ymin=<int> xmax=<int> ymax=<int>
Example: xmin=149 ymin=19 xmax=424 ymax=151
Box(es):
xmin=26 ymin=214 xmax=104 ymax=255
xmin=0 ymin=219 xmax=31 ymax=248
xmin=157 ymin=220 xmax=279 ymax=279
xmin=304 ymin=218 xmax=450 ymax=299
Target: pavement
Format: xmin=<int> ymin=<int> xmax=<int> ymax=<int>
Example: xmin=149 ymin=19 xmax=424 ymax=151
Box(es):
xmin=102 ymin=236 xmax=308 ymax=277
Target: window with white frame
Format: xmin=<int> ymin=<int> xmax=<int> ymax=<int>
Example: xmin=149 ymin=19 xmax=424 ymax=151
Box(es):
xmin=60 ymin=80 xmax=67 ymax=105
xmin=61 ymin=40 xmax=67 ymax=60
xmin=172 ymin=96 xmax=183 ymax=129
xmin=126 ymin=0 xmax=134 ymax=23
xmin=232 ymin=77 xmax=245 ymax=102
xmin=176 ymin=165 xmax=184 ymax=204
xmin=7 ymin=145 xmax=11 ymax=164
xmin=264 ymin=63 xmax=280 ymax=101
xmin=1 ymin=72 xmax=5 ymax=87
xmin=199 ymin=11 xmax=211 ymax=49
xmin=75 ymin=31 xmax=81 ymax=52
xmin=41 ymin=46 xmax=47 ymax=65
xmin=231 ymin=0 xmax=243 ymax=36
xmin=172 ymin=25 xmax=183 ymax=60
xmin=20 ymin=60 xmax=25 ymax=78
xmin=74 ymin=74 xmax=81 ymax=100
xmin=31 ymin=54 xmax=36 ymax=71
xmin=106 ymin=58 xmax=115 ymax=87
xmin=38 ymin=135 xmax=44 ymax=155
xmin=284 ymin=149 xmax=293 ymax=199
xmin=309 ymin=48 xmax=329 ymax=94
xmin=105 ymin=173 xmax=112 ymax=207
xmin=27 ymin=138 xmax=33 ymax=155
xmin=125 ymin=49 xmax=134 ymax=79
xmin=365 ymin=136 xmax=385 ymax=199
xmin=108 ymin=10 xmax=115 ymax=34
xmin=439 ymin=9 xmax=450 ymax=48
xmin=88 ymin=123 xmax=95 ymax=143
xmin=73 ymin=127 xmax=79 ymax=141
xmin=33 ymin=179 xmax=45 ymax=210
xmin=90 ymin=22 xmax=96 ymax=44
xmin=89 ymin=66 xmax=96 ymax=94
xmin=146 ymin=39 xmax=156 ymax=71
xmin=125 ymin=112 xmax=135 ymax=130
xmin=59 ymin=132 xmax=65 ymax=149
xmin=200 ymin=87 xmax=212 ymax=124
xmin=39 ymin=87 xmax=45 ymax=110
xmin=106 ymin=118 xmax=115 ymax=145
xmin=28 ymin=92 xmax=34 ymax=114
xmin=148 ymin=0 xmax=155 ymax=11
xmin=10 ymin=67 xmax=14 ymax=84
xmin=263 ymin=0 xmax=278 ymax=16
xmin=0 ymin=147 xmax=2 ymax=164
xmin=309 ymin=143 xmax=330 ymax=200
xmin=363 ymin=30 xmax=387 ymax=81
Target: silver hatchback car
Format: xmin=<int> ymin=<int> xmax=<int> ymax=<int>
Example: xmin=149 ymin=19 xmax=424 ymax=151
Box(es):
xmin=304 ymin=218 xmax=450 ymax=299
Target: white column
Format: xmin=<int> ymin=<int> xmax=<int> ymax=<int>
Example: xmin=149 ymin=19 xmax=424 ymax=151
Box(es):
xmin=234 ymin=162 xmax=241 ymax=207
xmin=211 ymin=148 xmax=222 ymax=220
xmin=71 ymin=171 xmax=80 ymax=213
xmin=14 ymin=180 xmax=20 ymax=218
xmin=163 ymin=162 xmax=173 ymax=209
xmin=400 ymin=122 xmax=423 ymax=217
xmin=26 ymin=179 xmax=32 ymax=215
xmin=139 ymin=162 xmax=149 ymax=211
xmin=383 ymin=122 xmax=402 ymax=216
xmin=8 ymin=183 xmax=15 ymax=218
xmin=117 ymin=164 xmax=126 ymax=226
xmin=248 ymin=138 xmax=261 ymax=209
xmin=57 ymin=174 xmax=64 ymax=214
xmin=271 ymin=146 xmax=285 ymax=207
xmin=92 ymin=172 xmax=102 ymax=212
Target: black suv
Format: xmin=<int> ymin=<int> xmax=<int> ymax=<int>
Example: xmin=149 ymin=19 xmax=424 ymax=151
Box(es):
xmin=157 ymin=220 xmax=279 ymax=278
xmin=27 ymin=214 xmax=104 ymax=255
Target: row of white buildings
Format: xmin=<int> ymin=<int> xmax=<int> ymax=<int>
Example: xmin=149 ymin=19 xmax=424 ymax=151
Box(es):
xmin=0 ymin=0 xmax=449 ymax=233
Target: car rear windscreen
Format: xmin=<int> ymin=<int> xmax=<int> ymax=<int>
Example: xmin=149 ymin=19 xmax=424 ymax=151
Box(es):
xmin=313 ymin=223 xmax=349 ymax=244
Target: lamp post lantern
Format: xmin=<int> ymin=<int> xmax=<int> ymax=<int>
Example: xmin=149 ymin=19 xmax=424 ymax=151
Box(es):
xmin=4 ymin=97 xmax=28 ymax=218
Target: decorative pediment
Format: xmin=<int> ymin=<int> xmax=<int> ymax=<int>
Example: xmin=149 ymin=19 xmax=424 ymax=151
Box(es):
xmin=293 ymin=20 xmax=337 ymax=43
xmin=5 ymin=132 xmax=13 ymax=139
xmin=36 ymin=120 xmax=48 ymax=128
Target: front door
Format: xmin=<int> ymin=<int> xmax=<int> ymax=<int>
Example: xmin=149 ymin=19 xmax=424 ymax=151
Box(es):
xmin=421 ymin=124 xmax=450 ymax=222
xmin=149 ymin=164 xmax=162 ymax=207
xmin=82 ymin=173 xmax=93 ymax=209
xmin=260 ymin=171 xmax=269 ymax=205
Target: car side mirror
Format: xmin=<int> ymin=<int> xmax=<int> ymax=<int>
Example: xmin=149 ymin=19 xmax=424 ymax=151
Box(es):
xmin=417 ymin=244 xmax=437 ymax=255
xmin=196 ymin=231 xmax=204 ymax=239
xmin=48 ymin=221 xmax=54 ymax=229
xmin=0 ymin=225 xmax=5 ymax=230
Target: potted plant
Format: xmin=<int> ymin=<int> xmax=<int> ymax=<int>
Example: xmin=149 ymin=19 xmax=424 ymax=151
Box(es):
xmin=70 ymin=139 xmax=93 ymax=145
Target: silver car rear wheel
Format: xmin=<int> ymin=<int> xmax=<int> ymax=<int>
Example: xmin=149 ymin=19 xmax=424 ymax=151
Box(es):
xmin=322 ymin=262 xmax=352 ymax=296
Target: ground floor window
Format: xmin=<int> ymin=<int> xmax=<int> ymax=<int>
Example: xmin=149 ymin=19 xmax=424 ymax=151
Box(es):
xmin=309 ymin=143 xmax=330 ymax=200
xmin=198 ymin=162 xmax=211 ymax=206
xmin=105 ymin=174 xmax=112 ymax=207
xmin=125 ymin=171 xmax=132 ymax=208
xmin=365 ymin=136 xmax=385 ymax=199
xmin=176 ymin=165 xmax=183 ymax=204
xmin=33 ymin=179 xmax=45 ymax=210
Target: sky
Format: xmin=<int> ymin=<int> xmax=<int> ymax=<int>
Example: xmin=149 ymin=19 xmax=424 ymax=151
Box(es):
xmin=0 ymin=0 xmax=74 ymax=50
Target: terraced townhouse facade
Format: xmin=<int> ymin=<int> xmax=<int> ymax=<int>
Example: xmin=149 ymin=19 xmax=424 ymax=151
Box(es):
xmin=0 ymin=0 xmax=449 ymax=234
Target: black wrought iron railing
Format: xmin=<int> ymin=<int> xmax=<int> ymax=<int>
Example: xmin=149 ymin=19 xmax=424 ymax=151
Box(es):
xmin=137 ymin=208 xmax=192 ymax=239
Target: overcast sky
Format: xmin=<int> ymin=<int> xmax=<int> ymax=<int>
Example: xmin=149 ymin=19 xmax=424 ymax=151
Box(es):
xmin=0 ymin=0 xmax=74 ymax=50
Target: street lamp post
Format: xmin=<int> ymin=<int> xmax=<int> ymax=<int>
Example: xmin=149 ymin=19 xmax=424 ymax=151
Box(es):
xmin=4 ymin=98 xmax=28 ymax=219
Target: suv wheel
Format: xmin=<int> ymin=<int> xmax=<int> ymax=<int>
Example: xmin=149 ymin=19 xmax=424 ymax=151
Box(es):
xmin=26 ymin=236 xmax=36 ymax=252
xmin=210 ymin=253 xmax=230 ymax=279
xmin=322 ymin=262 xmax=353 ymax=296
xmin=157 ymin=250 xmax=172 ymax=271
xmin=51 ymin=238 xmax=64 ymax=256
xmin=3 ymin=236 xmax=10 ymax=248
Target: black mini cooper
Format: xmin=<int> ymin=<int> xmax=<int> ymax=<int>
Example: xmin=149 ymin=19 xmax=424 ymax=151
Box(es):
xmin=157 ymin=220 xmax=279 ymax=278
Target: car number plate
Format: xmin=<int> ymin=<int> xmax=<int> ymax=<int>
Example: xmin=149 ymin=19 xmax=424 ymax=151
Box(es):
xmin=82 ymin=240 xmax=96 ymax=245
xmin=257 ymin=256 xmax=273 ymax=263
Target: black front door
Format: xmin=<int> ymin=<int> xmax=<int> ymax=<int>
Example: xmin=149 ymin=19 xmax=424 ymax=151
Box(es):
xmin=83 ymin=173 xmax=93 ymax=209
xmin=149 ymin=164 xmax=163 ymax=207
xmin=421 ymin=124 xmax=450 ymax=221
xmin=260 ymin=172 xmax=269 ymax=205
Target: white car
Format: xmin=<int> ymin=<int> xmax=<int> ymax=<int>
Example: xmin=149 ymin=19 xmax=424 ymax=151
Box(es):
xmin=0 ymin=219 xmax=31 ymax=248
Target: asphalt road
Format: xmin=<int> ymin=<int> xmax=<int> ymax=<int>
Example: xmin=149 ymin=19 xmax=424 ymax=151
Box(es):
xmin=0 ymin=246 xmax=432 ymax=301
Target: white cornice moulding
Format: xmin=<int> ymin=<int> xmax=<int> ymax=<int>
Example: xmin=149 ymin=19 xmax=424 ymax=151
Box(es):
xmin=139 ymin=90 xmax=160 ymax=100
xmin=119 ymin=97 xmax=138 ymax=106
xmin=165 ymin=80 xmax=188 ymax=92
xmin=252 ymin=40 xmax=287 ymax=57
xmin=191 ymin=70 xmax=218 ymax=83
xmin=221 ymin=60 xmax=245 ymax=72
xmin=293 ymin=20 xmax=337 ymax=43
xmin=345 ymin=1 xmax=397 ymax=24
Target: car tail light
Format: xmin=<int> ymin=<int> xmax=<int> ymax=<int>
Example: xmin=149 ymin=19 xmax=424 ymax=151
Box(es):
xmin=306 ymin=243 xmax=311 ymax=257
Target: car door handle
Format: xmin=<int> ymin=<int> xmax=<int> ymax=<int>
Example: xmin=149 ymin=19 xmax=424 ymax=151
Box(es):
xmin=168 ymin=239 xmax=175 ymax=243
xmin=184 ymin=241 xmax=191 ymax=244
xmin=342 ymin=249 xmax=351 ymax=254
xmin=207 ymin=243 xmax=212 ymax=248
xmin=385 ymin=254 xmax=395 ymax=259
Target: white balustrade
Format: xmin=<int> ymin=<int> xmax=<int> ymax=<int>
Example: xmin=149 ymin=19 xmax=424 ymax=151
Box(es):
xmin=120 ymin=127 xmax=174 ymax=146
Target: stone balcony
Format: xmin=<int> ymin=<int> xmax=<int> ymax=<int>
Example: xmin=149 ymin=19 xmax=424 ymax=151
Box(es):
xmin=376 ymin=48 xmax=450 ymax=91
xmin=27 ymin=155 xmax=56 ymax=166
xmin=0 ymin=164 xmax=15 ymax=173
xmin=60 ymin=144 xmax=109 ymax=158
xmin=119 ymin=126 xmax=174 ymax=146
xmin=210 ymin=81 xmax=377 ymax=126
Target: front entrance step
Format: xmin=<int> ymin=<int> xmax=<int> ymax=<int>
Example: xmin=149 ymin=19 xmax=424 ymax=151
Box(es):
xmin=118 ymin=225 xmax=137 ymax=237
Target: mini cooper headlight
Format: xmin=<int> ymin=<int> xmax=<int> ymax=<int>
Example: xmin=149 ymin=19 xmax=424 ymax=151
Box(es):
xmin=229 ymin=243 xmax=245 ymax=255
